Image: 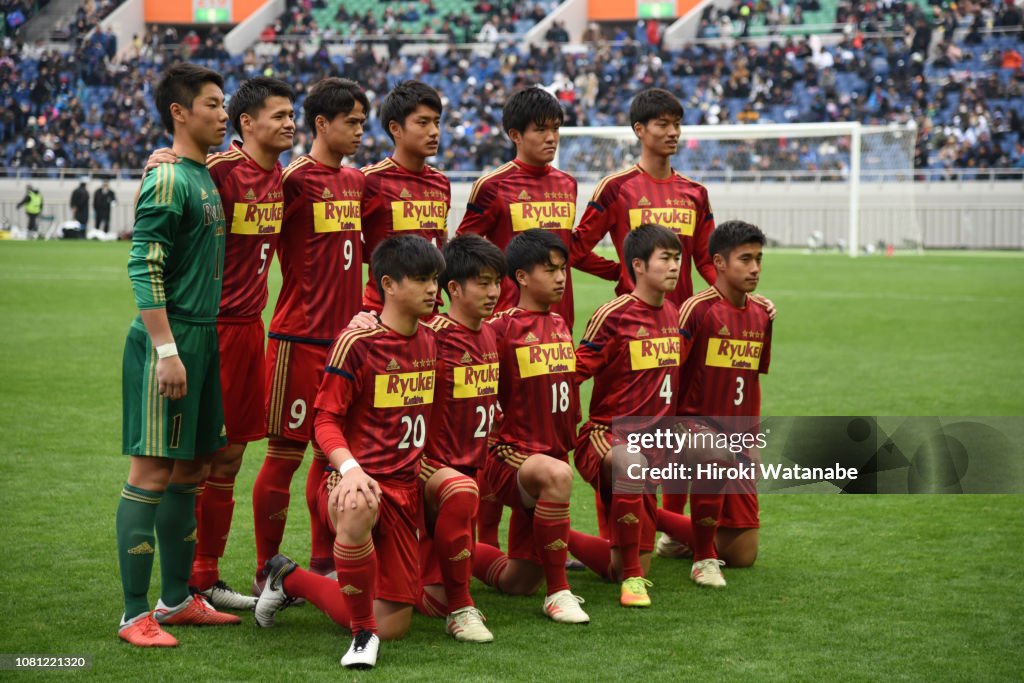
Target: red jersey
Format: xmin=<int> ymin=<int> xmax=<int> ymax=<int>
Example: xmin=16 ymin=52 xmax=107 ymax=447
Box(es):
xmin=206 ymin=142 xmax=284 ymax=320
xmin=576 ymin=294 xmax=681 ymax=426
xmin=570 ymin=165 xmax=716 ymax=307
xmin=314 ymin=323 xmax=437 ymax=482
xmin=677 ymin=288 xmax=773 ymax=418
xmin=458 ymin=159 xmax=583 ymax=324
xmin=360 ymin=157 xmax=450 ymax=312
xmin=423 ymin=315 xmax=500 ymax=472
xmin=487 ymin=308 xmax=579 ymax=459
xmin=269 ymin=155 xmax=365 ymax=344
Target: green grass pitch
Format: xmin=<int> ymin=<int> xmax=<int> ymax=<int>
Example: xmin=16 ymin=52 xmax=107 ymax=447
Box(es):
xmin=0 ymin=242 xmax=1021 ymax=680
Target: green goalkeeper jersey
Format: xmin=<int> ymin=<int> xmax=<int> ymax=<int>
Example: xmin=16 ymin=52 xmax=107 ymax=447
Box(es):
xmin=128 ymin=159 xmax=226 ymax=326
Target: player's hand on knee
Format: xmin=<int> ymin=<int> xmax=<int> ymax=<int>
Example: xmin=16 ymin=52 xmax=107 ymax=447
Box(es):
xmin=157 ymin=356 xmax=187 ymax=401
xmin=332 ymin=468 xmax=382 ymax=513
xmin=144 ymin=148 xmax=178 ymax=175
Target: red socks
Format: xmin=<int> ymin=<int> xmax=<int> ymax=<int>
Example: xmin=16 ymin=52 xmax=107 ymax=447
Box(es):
xmin=334 ymin=539 xmax=377 ymax=634
xmin=307 ymin=446 xmax=333 ymax=569
xmin=655 ymin=508 xmax=695 ymax=547
xmin=471 ymin=542 xmax=508 ymax=589
xmin=568 ymin=530 xmax=611 ymax=580
xmin=252 ymin=440 xmax=304 ymax=571
xmin=283 ymin=567 xmax=350 ymax=627
xmin=533 ymin=500 xmax=570 ymax=595
xmin=662 ymin=492 xmax=688 ymax=515
xmin=415 ymin=588 xmax=448 ymax=618
xmin=190 ymin=475 xmax=235 ymax=589
xmin=610 ymin=493 xmax=644 ymax=579
xmin=433 ymin=476 xmax=479 ymax=613
xmin=689 ymin=493 xmax=724 ymax=561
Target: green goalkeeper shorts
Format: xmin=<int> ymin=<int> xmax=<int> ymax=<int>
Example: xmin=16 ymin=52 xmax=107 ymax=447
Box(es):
xmin=122 ymin=321 xmax=227 ymax=460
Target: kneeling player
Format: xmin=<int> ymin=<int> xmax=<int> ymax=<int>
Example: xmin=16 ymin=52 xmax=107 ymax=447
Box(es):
xmin=254 ymin=236 xmax=443 ymax=669
xmin=569 ymin=224 xmax=694 ymax=607
xmin=471 ymin=229 xmax=589 ymax=625
xmin=415 ymin=234 xmax=506 ymax=643
xmin=677 ymin=220 xmax=773 ymax=587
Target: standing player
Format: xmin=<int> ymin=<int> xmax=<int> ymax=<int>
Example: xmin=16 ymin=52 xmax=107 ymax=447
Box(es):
xmin=568 ymin=224 xmax=694 ymax=608
xmin=677 ymin=220 xmax=772 ymax=588
xmin=116 ymin=63 xmax=239 ymax=647
xmin=471 ymin=229 xmax=589 ymax=625
xmin=252 ymin=78 xmax=369 ymax=593
xmin=314 ymin=235 xmax=443 ymax=668
xmin=569 ymin=88 xmax=716 ymax=309
xmin=361 ymin=80 xmax=450 ymax=313
xmin=416 ymin=234 xmax=505 ymax=643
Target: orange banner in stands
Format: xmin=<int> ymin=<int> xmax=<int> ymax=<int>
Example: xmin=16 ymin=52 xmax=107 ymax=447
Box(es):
xmin=144 ymin=0 xmax=265 ymax=24
xmin=588 ymin=0 xmax=703 ymax=21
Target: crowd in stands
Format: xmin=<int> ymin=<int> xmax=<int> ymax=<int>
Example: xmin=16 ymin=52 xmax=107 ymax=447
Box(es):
xmin=51 ymin=0 xmax=122 ymax=44
xmin=2 ymin=0 xmax=49 ymax=39
xmin=2 ymin=0 xmax=1022 ymax=178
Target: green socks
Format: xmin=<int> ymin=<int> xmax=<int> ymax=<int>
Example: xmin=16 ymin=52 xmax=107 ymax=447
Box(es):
xmin=116 ymin=484 xmax=163 ymax=620
xmin=155 ymin=482 xmax=200 ymax=607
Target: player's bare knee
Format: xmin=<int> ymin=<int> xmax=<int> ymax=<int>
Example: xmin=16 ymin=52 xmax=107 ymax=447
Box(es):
xmin=375 ymin=601 xmax=413 ymax=640
xmin=170 ymin=457 xmax=210 ymax=485
xmin=538 ymin=460 xmax=573 ymax=501
xmin=212 ymin=443 xmax=245 ymax=478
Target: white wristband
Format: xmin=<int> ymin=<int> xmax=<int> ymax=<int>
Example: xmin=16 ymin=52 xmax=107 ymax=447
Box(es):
xmin=156 ymin=343 xmax=179 ymax=359
xmin=339 ymin=459 xmax=361 ymax=475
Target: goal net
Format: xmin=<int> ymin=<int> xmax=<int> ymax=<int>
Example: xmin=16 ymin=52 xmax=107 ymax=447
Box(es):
xmin=556 ymin=122 xmax=919 ymax=256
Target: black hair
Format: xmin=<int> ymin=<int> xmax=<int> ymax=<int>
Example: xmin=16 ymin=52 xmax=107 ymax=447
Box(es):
xmin=155 ymin=62 xmax=224 ymax=134
xmin=623 ymin=223 xmax=680 ymax=283
xmin=379 ymin=80 xmax=442 ymax=142
xmin=303 ymin=77 xmax=369 ymax=136
xmin=440 ymin=234 xmax=507 ymax=300
xmin=227 ymin=77 xmax=295 ymax=140
xmin=708 ymin=220 xmax=766 ymax=260
xmin=371 ymin=235 xmax=446 ymax=298
xmin=505 ymin=229 xmax=568 ymax=288
xmin=629 ymin=88 xmax=684 ymax=127
xmin=502 ymin=86 xmax=564 ymax=137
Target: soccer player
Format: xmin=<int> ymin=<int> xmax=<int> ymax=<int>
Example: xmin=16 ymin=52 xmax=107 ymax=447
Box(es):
xmin=252 ymin=78 xmax=369 ymax=593
xmin=569 ymin=88 xmax=716 ymax=309
xmin=361 ymin=80 xmax=450 ymax=313
xmin=257 ymin=236 xmax=444 ymax=669
xmin=471 ymin=229 xmax=590 ymax=625
xmin=677 ymin=219 xmax=773 ymax=588
xmin=568 ymin=224 xmax=695 ymax=608
xmin=116 ymin=62 xmax=239 ymax=647
xmin=416 ymin=234 xmax=505 ymax=642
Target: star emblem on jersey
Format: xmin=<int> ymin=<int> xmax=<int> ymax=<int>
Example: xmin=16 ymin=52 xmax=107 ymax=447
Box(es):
xmin=244 ymin=188 xmax=256 ymax=200
xmin=321 ymin=187 xmax=334 ymax=199
xmin=617 ymin=513 xmax=640 ymax=525
xmin=544 ymin=539 xmax=568 ymax=551
xmin=400 ymin=188 xmax=412 ymax=199
xmin=524 ymin=332 xmax=539 ymax=343
xmin=518 ymin=190 xmax=531 ymax=201
xmin=637 ymin=196 xmax=651 ymax=207
xmin=386 ymin=358 xmax=400 ymax=372
xmin=460 ymin=351 xmax=473 ymax=364
xmin=449 ymin=549 xmax=472 ymax=562
xmin=127 ymin=541 xmax=155 ymax=555
xmin=340 ymin=584 xmax=363 ymax=595
xmin=636 ymin=326 xmax=650 ymax=338
xmin=719 ymin=325 xmax=731 ymax=336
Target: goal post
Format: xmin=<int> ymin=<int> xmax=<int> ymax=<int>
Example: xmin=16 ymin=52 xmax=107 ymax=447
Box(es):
xmin=556 ymin=122 xmax=919 ymax=257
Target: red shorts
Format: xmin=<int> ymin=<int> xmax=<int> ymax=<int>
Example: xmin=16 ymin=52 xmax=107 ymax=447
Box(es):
xmin=318 ymin=471 xmax=421 ymax=605
xmin=218 ymin=318 xmax=267 ymax=443
xmin=721 ymin=475 xmax=760 ymax=529
xmin=265 ymin=336 xmax=329 ymax=443
xmin=577 ymin=426 xmax=656 ymax=552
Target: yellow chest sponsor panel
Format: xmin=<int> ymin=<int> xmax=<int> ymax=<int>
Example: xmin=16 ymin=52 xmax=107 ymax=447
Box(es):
xmin=628 ymin=337 xmax=681 ymax=370
xmin=373 ymin=370 xmax=435 ymax=408
xmin=231 ymin=202 xmax=283 ymax=235
xmin=510 ymin=202 xmax=575 ymax=232
xmin=452 ymin=363 xmax=500 ymax=398
xmin=628 ymin=207 xmax=697 ymax=236
xmin=391 ymin=201 xmax=448 ymax=231
xmin=705 ymin=337 xmax=763 ymax=371
xmin=313 ymin=201 xmax=362 ymax=233
xmin=516 ymin=342 xmax=576 ymax=378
